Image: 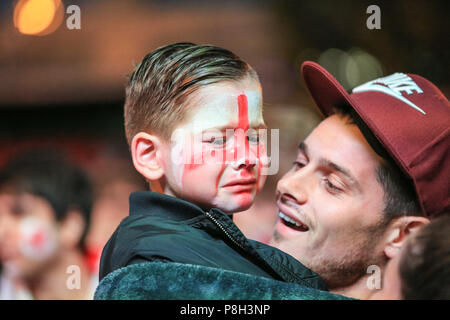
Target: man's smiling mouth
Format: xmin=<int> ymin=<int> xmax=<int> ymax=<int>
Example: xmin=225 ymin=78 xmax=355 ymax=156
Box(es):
xmin=276 ymin=195 xmax=311 ymax=232
xmin=278 ymin=211 xmax=309 ymax=231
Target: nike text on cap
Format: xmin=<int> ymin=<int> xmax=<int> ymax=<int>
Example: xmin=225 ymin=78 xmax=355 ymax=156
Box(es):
xmin=301 ymin=61 xmax=449 ymax=218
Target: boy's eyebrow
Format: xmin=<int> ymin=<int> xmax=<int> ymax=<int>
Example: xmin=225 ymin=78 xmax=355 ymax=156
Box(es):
xmin=252 ymin=123 xmax=267 ymax=130
xmin=203 ymin=123 xmax=267 ymax=132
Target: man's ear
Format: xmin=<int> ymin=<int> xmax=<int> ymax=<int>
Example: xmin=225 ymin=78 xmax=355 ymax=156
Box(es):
xmin=131 ymin=132 xmax=166 ymax=181
xmin=384 ymin=215 xmax=429 ymax=259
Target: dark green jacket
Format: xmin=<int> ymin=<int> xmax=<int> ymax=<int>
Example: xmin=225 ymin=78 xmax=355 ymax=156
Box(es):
xmin=99 ymin=191 xmax=326 ymax=290
xmin=95 ymin=262 xmax=351 ymax=300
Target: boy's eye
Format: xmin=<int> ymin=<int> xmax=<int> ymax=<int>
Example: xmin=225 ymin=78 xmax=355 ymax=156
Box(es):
xmin=247 ymin=135 xmax=259 ymax=144
xmin=204 ymin=136 xmax=226 ymax=146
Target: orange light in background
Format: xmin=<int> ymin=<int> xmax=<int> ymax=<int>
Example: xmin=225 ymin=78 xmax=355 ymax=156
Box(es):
xmin=13 ymin=0 xmax=64 ymax=36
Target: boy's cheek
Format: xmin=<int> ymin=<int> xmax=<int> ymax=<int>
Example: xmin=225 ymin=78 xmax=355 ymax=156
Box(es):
xmin=257 ymin=172 xmax=267 ymax=191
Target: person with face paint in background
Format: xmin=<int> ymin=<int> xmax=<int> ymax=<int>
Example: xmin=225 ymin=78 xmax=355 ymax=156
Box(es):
xmin=0 ymin=149 xmax=94 ymax=299
xmin=97 ymin=43 xmax=327 ymax=292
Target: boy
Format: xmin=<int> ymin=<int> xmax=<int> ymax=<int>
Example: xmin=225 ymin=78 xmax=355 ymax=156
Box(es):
xmin=98 ymin=43 xmax=325 ymax=290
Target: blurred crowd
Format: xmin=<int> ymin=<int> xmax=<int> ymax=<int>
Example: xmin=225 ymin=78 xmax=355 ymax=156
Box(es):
xmin=0 ymin=147 xmax=144 ymax=299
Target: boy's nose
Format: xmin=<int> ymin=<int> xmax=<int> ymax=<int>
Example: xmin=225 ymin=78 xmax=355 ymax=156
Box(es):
xmin=232 ymin=156 xmax=257 ymax=171
xmin=231 ymin=130 xmax=258 ymax=169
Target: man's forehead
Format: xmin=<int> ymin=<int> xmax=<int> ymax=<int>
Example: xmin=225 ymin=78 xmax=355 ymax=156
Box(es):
xmin=302 ymin=115 xmax=382 ymax=179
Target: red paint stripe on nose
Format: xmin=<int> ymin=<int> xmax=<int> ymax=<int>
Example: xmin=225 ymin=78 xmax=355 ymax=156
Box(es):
xmin=237 ymin=94 xmax=250 ymax=165
xmin=237 ymin=94 xmax=249 ymax=131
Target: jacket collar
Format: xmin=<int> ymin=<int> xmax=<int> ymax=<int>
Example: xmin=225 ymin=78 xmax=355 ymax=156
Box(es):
xmin=129 ymin=191 xmax=226 ymax=221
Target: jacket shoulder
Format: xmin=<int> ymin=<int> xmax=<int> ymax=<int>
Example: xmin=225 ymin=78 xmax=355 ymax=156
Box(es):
xmin=249 ymin=240 xmax=327 ymax=290
xmin=95 ymin=262 xmax=349 ymax=300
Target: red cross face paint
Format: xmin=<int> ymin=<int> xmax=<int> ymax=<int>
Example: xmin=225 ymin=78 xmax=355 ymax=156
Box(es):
xmin=163 ymin=78 xmax=268 ymax=214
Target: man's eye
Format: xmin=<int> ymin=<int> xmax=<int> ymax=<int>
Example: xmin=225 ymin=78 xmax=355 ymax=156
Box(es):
xmin=292 ymin=161 xmax=305 ymax=169
xmin=323 ymin=178 xmax=343 ymax=194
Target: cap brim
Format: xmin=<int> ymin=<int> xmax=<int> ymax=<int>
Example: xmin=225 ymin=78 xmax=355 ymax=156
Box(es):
xmin=301 ymin=61 xmax=450 ymax=218
xmin=301 ymin=61 xmax=390 ymax=158
xmin=301 ymin=61 xmax=354 ymax=117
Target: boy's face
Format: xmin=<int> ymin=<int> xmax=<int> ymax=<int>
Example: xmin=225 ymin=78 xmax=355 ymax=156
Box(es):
xmin=161 ymin=77 xmax=267 ymax=213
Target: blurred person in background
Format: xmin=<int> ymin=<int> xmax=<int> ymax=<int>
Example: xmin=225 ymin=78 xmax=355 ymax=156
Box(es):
xmin=84 ymin=159 xmax=144 ymax=278
xmin=0 ymin=149 xmax=94 ymax=299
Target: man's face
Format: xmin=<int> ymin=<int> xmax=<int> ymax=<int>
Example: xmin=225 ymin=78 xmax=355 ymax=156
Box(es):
xmin=270 ymin=114 xmax=388 ymax=288
xmin=0 ymin=192 xmax=59 ymax=279
xmin=161 ymin=77 xmax=268 ymax=213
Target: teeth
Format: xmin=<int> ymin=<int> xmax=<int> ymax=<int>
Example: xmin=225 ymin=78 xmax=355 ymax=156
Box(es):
xmin=278 ymin=211 xmax=301 ymax=227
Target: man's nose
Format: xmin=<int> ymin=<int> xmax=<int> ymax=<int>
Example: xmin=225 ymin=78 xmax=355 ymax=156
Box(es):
xmin=276 ymin=169 xmax=310 ymax=205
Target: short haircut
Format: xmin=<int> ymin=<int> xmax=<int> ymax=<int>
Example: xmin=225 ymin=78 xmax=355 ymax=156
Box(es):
xmin=334 ymin=104 xmax=422 ymax=222
xmin=0 ymin=148 xmax=93 ymax=251
xmin=399 ymin=214 xmax=450 ymax=299
xmin=124 ymin=42 xmax=259 ymax=144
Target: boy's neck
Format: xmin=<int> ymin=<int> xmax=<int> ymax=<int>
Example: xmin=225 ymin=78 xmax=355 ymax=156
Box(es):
xmin=149 ymin=180 xmax=164 ymax=194
xmin=155 ymin=182 xmax=233 ymax=219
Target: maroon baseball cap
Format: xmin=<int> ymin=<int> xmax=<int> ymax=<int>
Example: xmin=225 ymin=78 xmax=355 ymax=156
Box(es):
xmin=301 ymin=61 xmax=450 ymax=218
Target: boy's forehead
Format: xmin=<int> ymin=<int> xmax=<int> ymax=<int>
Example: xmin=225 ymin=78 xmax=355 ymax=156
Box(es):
xmin=184 ymin=85 xmax=264 ymax=132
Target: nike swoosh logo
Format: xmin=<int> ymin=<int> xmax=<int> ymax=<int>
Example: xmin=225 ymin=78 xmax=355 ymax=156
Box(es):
xmin=353 ymin=83 xmax=426 ymax=115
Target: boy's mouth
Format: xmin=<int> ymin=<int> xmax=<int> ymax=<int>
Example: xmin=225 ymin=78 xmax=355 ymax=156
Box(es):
xmin=222 ymin=179 xmax=256 ymax=191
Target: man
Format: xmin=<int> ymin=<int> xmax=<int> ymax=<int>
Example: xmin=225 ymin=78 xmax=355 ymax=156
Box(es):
xmin=270 ymin=61 xmax=449 ymax=299
xmin=0 ymin=149 xmax=95 ymax=299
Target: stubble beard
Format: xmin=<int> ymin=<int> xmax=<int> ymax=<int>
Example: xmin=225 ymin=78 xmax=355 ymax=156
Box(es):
xmin=271 ymin=221 xmax=388 ymax=290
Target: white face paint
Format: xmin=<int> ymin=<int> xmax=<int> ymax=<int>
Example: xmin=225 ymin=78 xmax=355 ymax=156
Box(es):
xmin=162 ymin=78 xmax=268 ymax=214
xmin=18 ymin=216 xmax=58 ymax=261
xmin=0 ymin=193 xmax=61 ymax=279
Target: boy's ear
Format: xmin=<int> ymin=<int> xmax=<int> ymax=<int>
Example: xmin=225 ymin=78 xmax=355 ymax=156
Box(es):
xmin=383 ymin=215 xmax=429 ymax=259
xmin=131 ymin=132 xmax=166 ymax=181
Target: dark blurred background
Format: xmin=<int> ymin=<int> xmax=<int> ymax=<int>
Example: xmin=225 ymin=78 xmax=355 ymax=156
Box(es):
xmin=0 ymin=0 xmax=449 ymax=243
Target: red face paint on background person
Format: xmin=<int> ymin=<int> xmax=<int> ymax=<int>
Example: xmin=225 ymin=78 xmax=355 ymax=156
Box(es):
xmin=0 ymin=193 xmax=59 ymax=279
xmin=161 ymin=77 xmax=268 ymax=214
